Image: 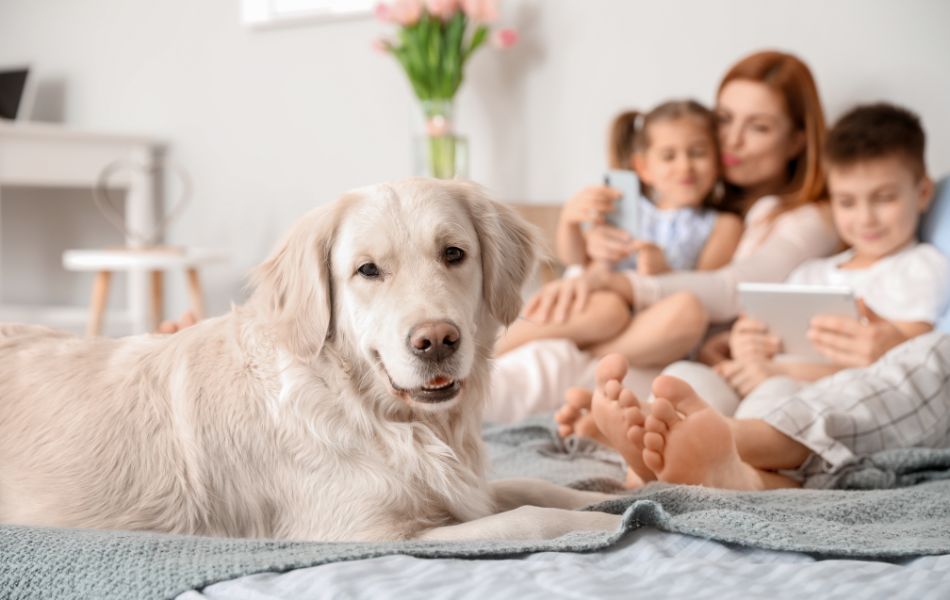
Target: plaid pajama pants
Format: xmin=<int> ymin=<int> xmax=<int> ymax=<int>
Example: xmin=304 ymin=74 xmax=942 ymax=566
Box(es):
xmin=735 ymin=331 xmax=950 ymax=484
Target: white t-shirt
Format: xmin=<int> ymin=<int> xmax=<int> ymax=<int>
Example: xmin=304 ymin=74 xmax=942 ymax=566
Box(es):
xmin=786 ymin=242 xmax=950 ymax=323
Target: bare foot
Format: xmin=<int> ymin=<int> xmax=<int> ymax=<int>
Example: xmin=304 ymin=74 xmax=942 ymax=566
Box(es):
xmin=555 ymin=388 xmax=608 ymax=445
xmin=157 ymin=309 xmax=198 ymax=334
xmin=589 ymin=354 xmax=655 ymax=486
xmin=639 ymin=375 xmax=764 ymax=490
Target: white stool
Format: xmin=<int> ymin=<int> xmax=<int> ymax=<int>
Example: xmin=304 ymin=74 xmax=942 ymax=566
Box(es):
xmin=63 ymin=246 xmax=228 ymax=336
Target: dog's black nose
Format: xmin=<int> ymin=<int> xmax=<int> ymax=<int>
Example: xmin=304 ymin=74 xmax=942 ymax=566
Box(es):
xmin=408 ymin=321 xmax=460 ymax=362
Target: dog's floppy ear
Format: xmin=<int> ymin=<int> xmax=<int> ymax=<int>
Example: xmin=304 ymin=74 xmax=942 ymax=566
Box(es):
xmin=457 ymin=181 xmax=542 ymax=326
xmin=251 ymin=200 xmax=348 ymax=361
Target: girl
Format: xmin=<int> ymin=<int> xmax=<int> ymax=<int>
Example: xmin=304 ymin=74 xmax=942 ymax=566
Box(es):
xmin=495 ymin=100 xmax=743 ymax=357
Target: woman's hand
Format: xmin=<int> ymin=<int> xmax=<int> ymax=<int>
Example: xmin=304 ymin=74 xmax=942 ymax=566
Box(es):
xmin=585 ymin=224 xmax=636 ymax=263
xmin=715 ymin=359 xmax=782 ymax=397
xmin=698 ymin=330 xmax=732 ymax=366
xmin=560 ymin=186 xmax=620 ymax=227
xmin=521 ymin=264 xmax=628 ymax=325
xmin=523 ymin=272 xmax=598 ymax=325
xmin=729 ymin=316 xmax=782 ymax=362
xmin=807 ymin=299 xmax=909 ymax=367
xmin=631 ymin=241 xmax=670 ymax=275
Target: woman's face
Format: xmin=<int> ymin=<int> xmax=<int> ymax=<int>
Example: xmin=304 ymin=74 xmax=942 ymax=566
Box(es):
xmin=715 ymin=79 xmax=804 ymax=191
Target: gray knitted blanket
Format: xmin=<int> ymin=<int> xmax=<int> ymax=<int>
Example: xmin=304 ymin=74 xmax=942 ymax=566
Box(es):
xmin=3 ymin=416 xmax=950 ymax=600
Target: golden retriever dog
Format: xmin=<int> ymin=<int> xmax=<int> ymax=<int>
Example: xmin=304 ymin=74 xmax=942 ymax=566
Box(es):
xmin=0 ymin=178 xmax=620 ymax=541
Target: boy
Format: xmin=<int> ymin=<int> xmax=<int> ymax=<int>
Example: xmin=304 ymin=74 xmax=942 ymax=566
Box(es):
xmin=580 ymin=102 xmax=950 ymax=489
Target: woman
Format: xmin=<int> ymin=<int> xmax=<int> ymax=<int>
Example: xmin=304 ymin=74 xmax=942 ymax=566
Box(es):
xmin=487 ymin=50 xmax=840 ymax=424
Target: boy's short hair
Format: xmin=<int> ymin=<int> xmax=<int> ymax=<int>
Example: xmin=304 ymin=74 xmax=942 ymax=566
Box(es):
xmin=825 ymin=103 xmax=926 ymax=179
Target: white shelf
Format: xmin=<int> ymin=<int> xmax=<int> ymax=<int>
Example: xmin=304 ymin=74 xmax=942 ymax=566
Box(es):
xmin=0 ymin=121 xmax=164 ymax=335
xmin=0 ymin=304 xmax=133 ymax=336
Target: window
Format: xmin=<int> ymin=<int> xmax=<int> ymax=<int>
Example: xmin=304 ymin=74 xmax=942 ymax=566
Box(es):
xmin=242 ymin=0 xmax=374 ymax=28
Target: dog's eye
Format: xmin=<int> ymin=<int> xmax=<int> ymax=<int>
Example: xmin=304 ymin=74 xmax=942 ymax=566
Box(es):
xmin=444 ymin=246 xmax=465 ymax=265
xmin=357 ymin=263 xmax=380 ymax=278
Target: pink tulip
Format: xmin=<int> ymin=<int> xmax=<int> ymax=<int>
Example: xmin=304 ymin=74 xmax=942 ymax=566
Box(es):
xmin=492 ymin=27 xmax=518 ymax=49
xmin=425 ymin=0 xmax=459 ymax=20
xmin=372 ymin=38 xmax=393 ymax=53
xmin=373 ymin=2 xmax=391 ymax=21
xmin=460 ymin=0 xmax=498 ymax=23
xmin=389 ymin=0 xmax=423 ymax=25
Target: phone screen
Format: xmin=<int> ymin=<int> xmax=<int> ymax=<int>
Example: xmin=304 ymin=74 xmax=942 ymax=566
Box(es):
xmin=603 ymin=169 xmax=641 ymax=234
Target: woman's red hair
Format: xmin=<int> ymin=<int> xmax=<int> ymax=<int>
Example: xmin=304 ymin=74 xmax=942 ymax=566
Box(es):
xmin=718 ymin=51 xmax=828 ymax=215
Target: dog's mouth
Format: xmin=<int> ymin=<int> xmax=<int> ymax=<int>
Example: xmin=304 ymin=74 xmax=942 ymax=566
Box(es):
xmin=373 ymin=352 xmax=463 ymax=404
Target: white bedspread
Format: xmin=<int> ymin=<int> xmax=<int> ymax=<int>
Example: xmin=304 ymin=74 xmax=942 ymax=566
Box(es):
xmin=179 ymin=528 xmax=950 ymax=600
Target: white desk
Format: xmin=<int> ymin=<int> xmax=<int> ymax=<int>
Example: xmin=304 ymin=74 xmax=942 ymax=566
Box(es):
xmin=0 ymin=121 xmax=165 ymax=334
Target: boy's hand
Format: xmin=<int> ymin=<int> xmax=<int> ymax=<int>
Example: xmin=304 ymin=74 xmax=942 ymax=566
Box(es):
xmin=698 ymin=330 xmax=732 ymax=366
xmin=632 ymin=241 xmax=670 ymax=275
xmin=729 ymin=316 xmax=782 ymax=362
xmin=807 ymin=299 xmax=908 ymax=367
xmin=715 ymin=359 xmax=781 ymax=397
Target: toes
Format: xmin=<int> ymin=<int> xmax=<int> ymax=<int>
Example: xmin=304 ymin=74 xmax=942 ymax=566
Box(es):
xmin=622 ymin=405 xmax=644 ymax=428
xmin=643 ymin=449 xmax=664 ymax=473
xmin=595 ymin=353 xmax=629 ymax=388
xmin=603 ymin=379 xmax=622 ymax=402
xmin=617 ymin=388 xmax=640 ymax=410
xmin=648 ymin=397 xmax=678 ymax=430
xmin=555 ymin=404 xmax=580 ymax=428
xmin=557 ymin=388 xmax=592 ymax=435
xmin=626 ymin=425 xmax=644 ymax=448
xmin=564 ymin=387 xmax=594 ymax=411
xmin=643 ymin=431 xmax=664 ymax=452
xmin=644 ymin=415 xmax=668 ymax=437
xmin=574 ymin=415 xmax=603 ymax=439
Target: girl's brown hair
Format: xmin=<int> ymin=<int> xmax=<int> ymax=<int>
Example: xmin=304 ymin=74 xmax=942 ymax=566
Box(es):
xmin=608 ymin=99 xmax=725 ymax=210
xmin=717 ymin=50 xmax=828 ymax=216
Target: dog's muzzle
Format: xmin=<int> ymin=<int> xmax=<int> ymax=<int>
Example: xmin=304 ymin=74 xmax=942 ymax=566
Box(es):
xmin=373 ymin=351 xmax=464 ymax=405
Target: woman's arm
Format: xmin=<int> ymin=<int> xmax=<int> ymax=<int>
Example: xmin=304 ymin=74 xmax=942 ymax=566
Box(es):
xmin=624 ymin=202 xmax=839 ymax=323
xmin=695 ymin=213 xmax=744 ymax=271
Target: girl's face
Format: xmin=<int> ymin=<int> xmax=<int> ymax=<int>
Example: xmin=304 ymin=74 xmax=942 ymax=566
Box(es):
xmin=635 ymin=116 xmax=719 ymax=210
xmin=716 ymin=79 xmax=805 ymax=192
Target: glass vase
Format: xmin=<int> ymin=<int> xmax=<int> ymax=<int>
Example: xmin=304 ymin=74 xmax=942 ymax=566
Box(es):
xmin=413 ymin=99 xmax=468 ymax=179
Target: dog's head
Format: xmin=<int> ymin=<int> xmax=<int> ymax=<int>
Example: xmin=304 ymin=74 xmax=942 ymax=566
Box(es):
xmin=252 ymin=178 xmax=540 ymax=412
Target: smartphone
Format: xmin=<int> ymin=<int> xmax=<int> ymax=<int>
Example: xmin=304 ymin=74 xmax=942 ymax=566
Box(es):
xmin=603 ymin=169 xmax=641 ymax=234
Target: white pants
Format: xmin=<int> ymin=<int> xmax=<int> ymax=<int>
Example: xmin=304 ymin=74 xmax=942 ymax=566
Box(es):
xmin=660 ymin=361 xmax=805 ymax=418
xmin=486 ymin=339 xmax=659 ymax=423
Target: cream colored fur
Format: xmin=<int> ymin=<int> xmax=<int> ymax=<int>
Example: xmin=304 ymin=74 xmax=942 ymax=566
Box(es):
xmin=0 ymin=178 xmax=619 ymax=541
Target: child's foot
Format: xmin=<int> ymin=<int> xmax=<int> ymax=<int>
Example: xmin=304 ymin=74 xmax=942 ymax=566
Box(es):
xmin=555 ymin=388 xmax=608 ymax=445
xmin=589 ymin=354 xmax=656 ymax=486
xmin=157 ymin=309 xmax=198 ymax=334
xmin=639 ymin=375 xmax=764 ymax=490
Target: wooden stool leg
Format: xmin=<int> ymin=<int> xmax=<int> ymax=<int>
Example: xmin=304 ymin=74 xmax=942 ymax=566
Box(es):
xmin=150 ymin=270 xmax=164 ymax=332
xmin=185 ymin=268 xmax=205 ymax=320
xmin=87 ymin=270 xmax=112 ymax=337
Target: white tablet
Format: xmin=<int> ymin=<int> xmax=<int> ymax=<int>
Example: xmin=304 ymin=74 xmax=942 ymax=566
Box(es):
xmin=737 ymin=283 xmax=858 ymax=362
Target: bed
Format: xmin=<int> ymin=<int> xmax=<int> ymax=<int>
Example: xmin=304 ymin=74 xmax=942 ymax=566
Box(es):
xmin=4 ymin=179 xmax=950 ymax=600
xmin=3 ymin=417 xmax=950 ymax=600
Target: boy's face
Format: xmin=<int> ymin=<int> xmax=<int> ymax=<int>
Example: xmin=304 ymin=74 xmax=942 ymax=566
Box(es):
xmin=827 ymin=155 xmax=933 ymax=262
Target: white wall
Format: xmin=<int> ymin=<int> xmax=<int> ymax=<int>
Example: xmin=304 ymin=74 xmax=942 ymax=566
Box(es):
xmin=2 ymin=0 xmax=949 ymax=322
